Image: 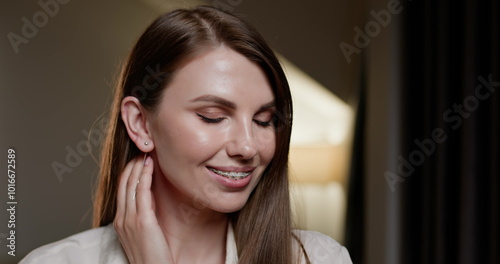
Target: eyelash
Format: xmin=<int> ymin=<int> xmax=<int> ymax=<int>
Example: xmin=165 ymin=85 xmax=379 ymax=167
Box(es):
xmin=254 ymin=119 xmax=272 ymax=127
xmin=196 ymin=113 xmax=273 ymax=127
xmin=196 ymin=113 xmax=224 ymax=124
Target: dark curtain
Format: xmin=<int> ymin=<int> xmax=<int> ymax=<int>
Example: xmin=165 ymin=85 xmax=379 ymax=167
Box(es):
xmin=401 ymin=0 xmax=499 ymax=263
xmin=345 ymin=62 xmax=366 ymax=264
xmin=346 ymin=0 xmax=499 ymax=263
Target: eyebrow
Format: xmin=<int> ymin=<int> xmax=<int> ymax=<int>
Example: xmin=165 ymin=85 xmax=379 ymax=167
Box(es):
xmin=191 ymin=95 xmax=236 ymax=109
xmin=258 ymin=101 xmax=276 ymax=112
xmin=191 ymin=95 xmax=275 ymax=111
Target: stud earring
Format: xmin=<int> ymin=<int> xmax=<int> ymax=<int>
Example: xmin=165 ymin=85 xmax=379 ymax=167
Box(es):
xmin=144 ymin=141 xmax=149 ymax=146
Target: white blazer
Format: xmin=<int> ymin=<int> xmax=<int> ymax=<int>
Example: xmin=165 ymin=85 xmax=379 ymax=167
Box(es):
xmin=20 ymin=224 xmax=352 ymax=264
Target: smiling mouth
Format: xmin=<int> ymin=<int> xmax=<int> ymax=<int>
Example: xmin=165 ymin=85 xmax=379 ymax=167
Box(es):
xmin=208 ymin=167 xmax=252 ymax=180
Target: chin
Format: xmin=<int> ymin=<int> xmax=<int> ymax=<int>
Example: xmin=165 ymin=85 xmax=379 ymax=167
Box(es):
xmin=208 ymin=193 xmax=251 ymax=213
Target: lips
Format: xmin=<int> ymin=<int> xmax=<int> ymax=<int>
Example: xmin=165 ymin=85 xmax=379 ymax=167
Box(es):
xmin=207 ymin=167 xmax=253 ymax=180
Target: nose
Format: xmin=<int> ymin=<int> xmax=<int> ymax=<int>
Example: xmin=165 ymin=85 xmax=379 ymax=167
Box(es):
xmin=226 ymin=119 xmax=258 ymax=160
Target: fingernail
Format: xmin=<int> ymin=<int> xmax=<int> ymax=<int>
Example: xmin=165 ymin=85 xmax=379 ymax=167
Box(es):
xmin=145 ymin=156 xmax=152 ymax=166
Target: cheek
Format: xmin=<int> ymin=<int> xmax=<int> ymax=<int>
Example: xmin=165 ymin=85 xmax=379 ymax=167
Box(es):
xmin=184 ymin=129 xmax=222 ymax=159
xmin=255 ymin=129 xmax=276 ymax=162
xmin=155 ymin=116 xmax=224 ymax=163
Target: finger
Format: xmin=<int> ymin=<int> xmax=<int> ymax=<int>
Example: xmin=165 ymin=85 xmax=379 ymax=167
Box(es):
xmin=115 ymin=157 xmax=137 ymax=221
xmin=125 ymin=155 xmax=146 ymax=215
xmin=136 ymin=156 xmax=154 ymax=216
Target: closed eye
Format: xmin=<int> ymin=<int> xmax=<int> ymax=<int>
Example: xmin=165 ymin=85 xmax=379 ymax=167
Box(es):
xmin=253 ymin=110 xmax=275 ymax=127
xmin=196 ymin=113 xmax=224 ymax=124
xmin=254 ymin=119 xmax=272 ymax=127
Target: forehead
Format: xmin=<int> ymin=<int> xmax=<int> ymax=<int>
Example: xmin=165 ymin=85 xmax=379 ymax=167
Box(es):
xmin=159 ymin=47 xmax=274 ymax=107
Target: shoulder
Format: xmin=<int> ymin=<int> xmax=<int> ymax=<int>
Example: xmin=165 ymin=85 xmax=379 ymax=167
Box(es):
xmin=293 ymin=229 xmax=353 ymax=264
xmin=20 ymin=224 xmax=127 ymax=264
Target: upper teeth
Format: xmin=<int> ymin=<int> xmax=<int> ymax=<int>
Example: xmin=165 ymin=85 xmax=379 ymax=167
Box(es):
xmin=209 ymin=168 xmax=251 ymax=179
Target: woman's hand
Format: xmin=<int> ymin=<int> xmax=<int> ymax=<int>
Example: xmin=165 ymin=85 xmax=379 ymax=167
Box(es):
xmin=114 ymin=154 xmax=174 ymax=264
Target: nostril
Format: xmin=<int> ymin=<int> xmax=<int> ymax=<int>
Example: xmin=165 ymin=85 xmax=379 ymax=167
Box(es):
xmin=225 ymin=123 xmax=258 ymax=159
xmin=226 ymin=140 xmax=257 ymax=160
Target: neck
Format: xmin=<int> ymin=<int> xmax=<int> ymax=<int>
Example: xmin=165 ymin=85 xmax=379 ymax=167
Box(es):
xmin=152 ymin=172 xmax=228 ymax=264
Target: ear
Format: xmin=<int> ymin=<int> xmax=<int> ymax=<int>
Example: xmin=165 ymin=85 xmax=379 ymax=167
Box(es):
xmin=121 ymin=96 xmax=155 ymax=153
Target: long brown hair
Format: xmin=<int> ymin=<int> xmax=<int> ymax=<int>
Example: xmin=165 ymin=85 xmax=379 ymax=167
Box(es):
xmin=93 ymin=6 xmax=295 ymax=263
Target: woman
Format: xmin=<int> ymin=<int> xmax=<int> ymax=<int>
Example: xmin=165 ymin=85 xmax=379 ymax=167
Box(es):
xmin=21 ymin=6 xmax=352 ymax=264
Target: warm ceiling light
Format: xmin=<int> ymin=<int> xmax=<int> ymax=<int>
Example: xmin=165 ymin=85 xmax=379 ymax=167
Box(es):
xmin=279 ymin=55 xmax=353 ymax=146
xmin=279 ymin=55 xmax=354 ymax=183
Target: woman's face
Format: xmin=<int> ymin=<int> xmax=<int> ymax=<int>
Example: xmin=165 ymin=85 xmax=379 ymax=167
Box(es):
xmin=148 ymin=46 xmax=276 ymax=214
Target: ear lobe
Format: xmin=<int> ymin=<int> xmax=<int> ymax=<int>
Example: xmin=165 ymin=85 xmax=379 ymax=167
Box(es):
xmin=121 ymin=96 xmax=155 ymax=152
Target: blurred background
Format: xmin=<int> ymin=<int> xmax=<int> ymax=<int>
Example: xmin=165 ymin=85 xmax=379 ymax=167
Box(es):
xmin=0 ymin=0 xmax=498 ymax=263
